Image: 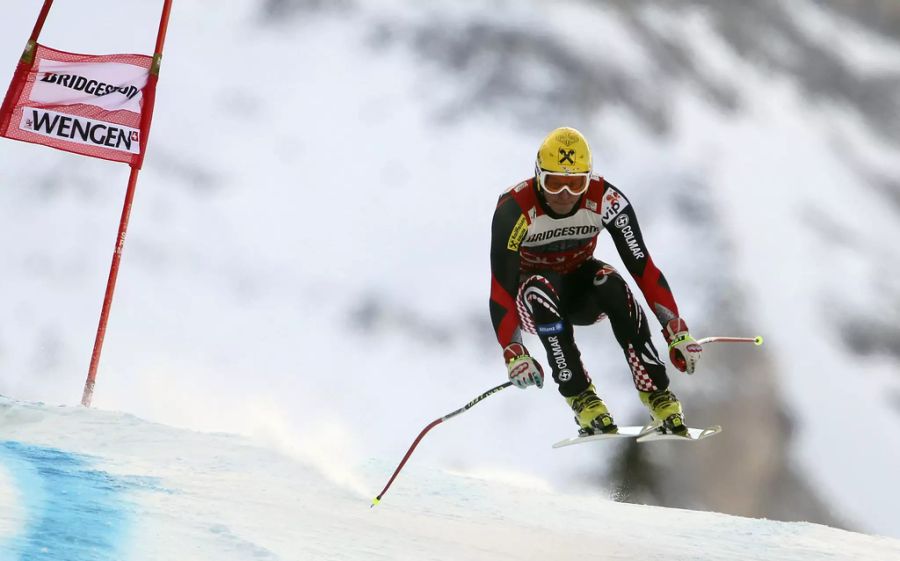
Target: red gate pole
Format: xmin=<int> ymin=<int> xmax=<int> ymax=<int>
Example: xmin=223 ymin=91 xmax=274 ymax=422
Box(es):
xmin=25 ymin=0 xmax=55 ymax=42
xmin=81 ymin=0 xmax=175 ymax=407
xmin=81 ymin=167 xmax=140 ymax=407
xmin=0 ymin=0 xmax=55 ymax=133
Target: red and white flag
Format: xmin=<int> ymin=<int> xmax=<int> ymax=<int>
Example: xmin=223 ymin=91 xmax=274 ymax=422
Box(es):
xmin=0 ymin=44 xmax=156 ymax=167
xmin=2 ymin=0 xmax=174 ymax=408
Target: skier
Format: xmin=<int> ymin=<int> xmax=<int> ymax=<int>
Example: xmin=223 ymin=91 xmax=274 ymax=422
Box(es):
xmin=490 ymin=127 xmax=703 ymax=435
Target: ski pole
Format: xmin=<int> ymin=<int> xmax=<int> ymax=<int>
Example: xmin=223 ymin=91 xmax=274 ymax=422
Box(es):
xmin=371 ymin=381 xmax=513 ymax=507
xmin=697 ymin=335 xmax=764 ymax=346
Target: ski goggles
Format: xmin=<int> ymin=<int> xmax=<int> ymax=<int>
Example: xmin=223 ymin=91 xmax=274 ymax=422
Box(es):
xmin=538 ymin=170 xmax=591 ymax=196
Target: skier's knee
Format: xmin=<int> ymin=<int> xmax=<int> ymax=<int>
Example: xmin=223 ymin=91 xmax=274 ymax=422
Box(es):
xmin=591 ymin=263 xmax=627 ymax=291
xmin=517 ymin=275 xmax=563 ymax=327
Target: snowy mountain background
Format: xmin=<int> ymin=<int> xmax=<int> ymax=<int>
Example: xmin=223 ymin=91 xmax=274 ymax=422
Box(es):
xmin=1 ymin=0 xmax=899 ymax=543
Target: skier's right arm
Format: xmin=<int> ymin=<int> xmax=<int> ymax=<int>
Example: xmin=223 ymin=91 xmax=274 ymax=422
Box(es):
xmin=489 ymin=192 xmax=525 ymax=348
xmin=490 ymin=193 xmax=544 ymax=389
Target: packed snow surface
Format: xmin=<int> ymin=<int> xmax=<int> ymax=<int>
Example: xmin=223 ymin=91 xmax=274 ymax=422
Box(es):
xmin=1 ymin=397 xmax=898 ymax=561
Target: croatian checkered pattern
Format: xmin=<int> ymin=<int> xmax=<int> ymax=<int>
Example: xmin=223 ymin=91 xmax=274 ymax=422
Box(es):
xmin=515 ymin=275 xmax=560 ymax=335
xmin=627 ymin=343 xmax=657 ymax=392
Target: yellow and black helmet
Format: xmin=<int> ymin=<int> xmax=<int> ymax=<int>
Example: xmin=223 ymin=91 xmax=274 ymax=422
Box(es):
xmin=534 ymin=127 xmax=592 ymax=190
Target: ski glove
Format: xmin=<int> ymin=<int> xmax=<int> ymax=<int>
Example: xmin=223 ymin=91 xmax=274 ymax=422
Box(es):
xmin=503 ymin=343 xmax=544 ymax=389
xmin=663 ymin=318 xmax=703 ymax=375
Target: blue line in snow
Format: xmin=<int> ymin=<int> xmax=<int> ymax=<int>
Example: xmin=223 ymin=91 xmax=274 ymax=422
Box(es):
xmin=0 ymin=441 xmax=155 ymax=561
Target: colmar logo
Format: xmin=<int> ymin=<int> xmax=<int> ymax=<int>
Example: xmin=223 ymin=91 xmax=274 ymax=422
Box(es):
xmin=614 ymin=214 xmax=629 ymax=229
xmin=548 ymin=336 xmax=568 ymax=372
xmin=616 ymin=220 xmax=645 ymax=259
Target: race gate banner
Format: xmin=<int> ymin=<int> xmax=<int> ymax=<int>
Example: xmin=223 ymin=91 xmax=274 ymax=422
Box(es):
xmin=0 ymin=44 xmax=156 ymax=167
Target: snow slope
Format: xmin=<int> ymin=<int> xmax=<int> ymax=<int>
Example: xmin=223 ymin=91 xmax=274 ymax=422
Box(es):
xmin=1 ymin=397 xmax=898 ymax=561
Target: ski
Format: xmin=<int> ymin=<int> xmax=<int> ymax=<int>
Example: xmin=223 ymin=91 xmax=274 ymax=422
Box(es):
xmin=553 ymin=422 xmax=721 ymax=447
xmin=552 ymin=424 xmax=660 ymax=448
xmin=636 ymin=425 xmax=722 ymax=442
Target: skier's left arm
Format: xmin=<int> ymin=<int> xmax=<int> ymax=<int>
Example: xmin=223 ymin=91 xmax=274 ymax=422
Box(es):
xmin=603 ymin=182 xmax=703 ymax=374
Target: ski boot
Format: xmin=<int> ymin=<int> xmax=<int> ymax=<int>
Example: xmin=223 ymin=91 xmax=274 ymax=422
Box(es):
xmin=639 ymin=388 xmax=687 ymax=435
xmin=566 ymin=384 xmax=617 ymax=436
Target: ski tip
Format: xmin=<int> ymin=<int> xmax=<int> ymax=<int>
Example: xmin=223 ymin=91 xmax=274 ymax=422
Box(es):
xmin=754 ymin=335 xmax=764 ymax=346
xmin=371 ymin=497 xmax=381 ymax=508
